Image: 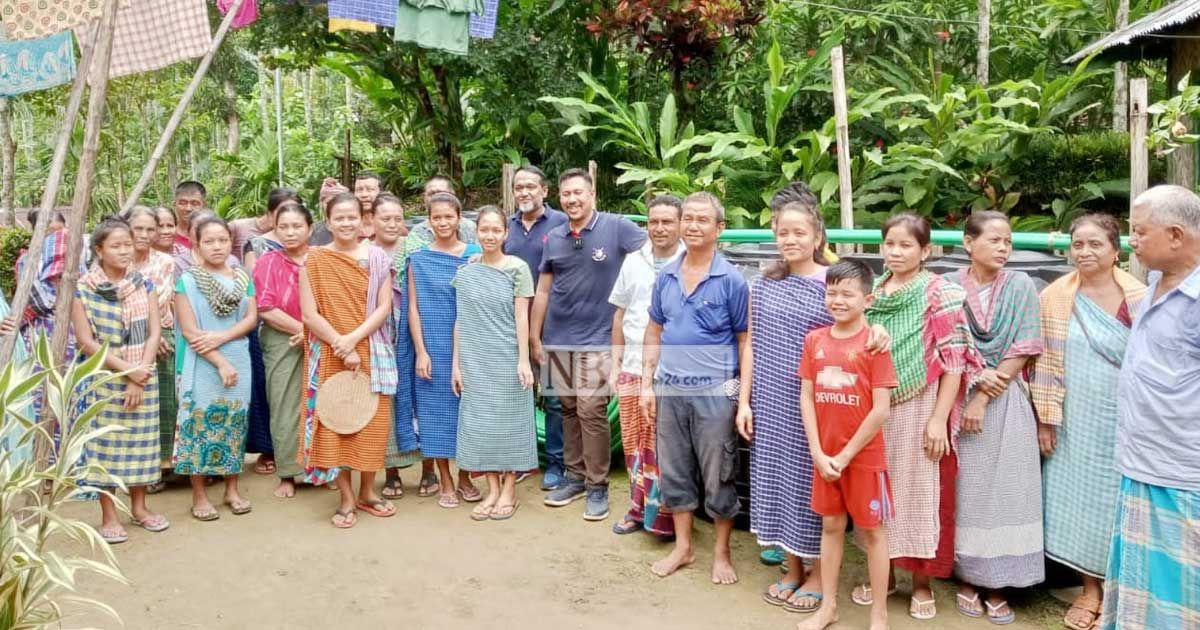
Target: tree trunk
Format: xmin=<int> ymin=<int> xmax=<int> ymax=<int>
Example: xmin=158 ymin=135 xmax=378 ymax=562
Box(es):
xmin=224 ymin=78 xmax=240 ymax=154
xmin=303 ymin=67 xmax=314 ymax=136
xmin=1113 ymin=0 xmax=1130 ymax=131
xmin=259 ymin=64 xmax=271 ymax=138
xmin=976 ymin=0 xmax=990 ymax=87
xmin=0 ymin=97 xmax=15 ymax=226
xmin=1168 ymin=29 xmax=1200 ymax=189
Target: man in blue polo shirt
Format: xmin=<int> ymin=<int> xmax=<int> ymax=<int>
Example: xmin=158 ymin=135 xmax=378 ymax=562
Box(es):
xmin=504 ymin=165 xmax=569 ymax=490
xmin=641 ymin=192 xmax=748 ymax=586
xmin=532 ymin=168 xmax=646 ymax=520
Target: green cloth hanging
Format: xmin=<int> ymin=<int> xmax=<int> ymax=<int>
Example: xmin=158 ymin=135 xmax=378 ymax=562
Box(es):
xmin=394 ymin=0 xmax=484 ymax=56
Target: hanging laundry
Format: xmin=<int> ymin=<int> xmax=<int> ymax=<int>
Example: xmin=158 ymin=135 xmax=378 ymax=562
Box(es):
xmin=217 ymin=0 xmax=260 ymax=29
xmin=0 ymin=31 xmax=77 ymax=97
xmin=0 ymin=0 xmax=129 ymax=41
xmin=75 ymin=0 xmax=211 ymax=80
xmin=394 ymin=0 xmax=484 ymax=56
xmin=329 ymin=18 xmax=378 ymax=33
xmin=469 ymin=0 xmax=499 ymax=40
xmin=329 ymin=0 xmax=397 ymax=28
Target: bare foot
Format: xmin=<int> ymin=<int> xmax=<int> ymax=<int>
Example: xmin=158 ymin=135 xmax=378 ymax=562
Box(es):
xmin=650 ymin=546 xmax=695 ymax=578
xmin=711 ymin=551 xmax=738 ymax=585
xmin=796 ymin=605 xmax=837 ymax=630
xmin=868 ymin=609 xmax=889 ymax=630
xmin=273 ymin=479 xmax=296 ymax=499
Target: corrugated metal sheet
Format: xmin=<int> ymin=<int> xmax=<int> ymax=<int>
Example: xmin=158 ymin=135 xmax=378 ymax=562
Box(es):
xmin=1066 ymin=0 xmax=1200 ymax=63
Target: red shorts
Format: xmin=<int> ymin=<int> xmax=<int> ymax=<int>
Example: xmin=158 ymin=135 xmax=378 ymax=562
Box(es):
xmin=811 ymin=466 xmax=894 ymax=529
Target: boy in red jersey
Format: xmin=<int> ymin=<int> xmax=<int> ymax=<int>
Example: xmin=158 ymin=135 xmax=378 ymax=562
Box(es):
xmin=798 ymin=259 xmax=897 ymax=630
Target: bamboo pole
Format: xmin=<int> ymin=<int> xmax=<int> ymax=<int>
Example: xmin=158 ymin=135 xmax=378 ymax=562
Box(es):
xmin=274 ymin=66 xmax=285 ymax=186
xmin=0 ymin=97 xmax=14 ymax=226
xmin=830 ymin=46 xmax=855 ymax=255
xmin=0 ymin=21 xmax=99 ymax=367
xmin=1113 ymin=0 xmax=1130 ymax=131
xmin=1129 ymin=78 xmax=1148 ymax=282
xmin=50 ymin=1 xmax=120 ymax=365
xmin=501 ymin=163 xmax=516 ymax=216
xmin=977 ymin=0 xmax=990 ymax=87
xmin=120 ymin=0 xmax=249 ymax=212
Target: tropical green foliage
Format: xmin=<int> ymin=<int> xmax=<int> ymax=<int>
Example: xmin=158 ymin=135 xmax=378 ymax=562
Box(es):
xmin=0 ymin=337 xmax=129 ymax=629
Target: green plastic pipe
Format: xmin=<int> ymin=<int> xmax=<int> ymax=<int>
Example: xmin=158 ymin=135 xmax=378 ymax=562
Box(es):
xmin=620 ymin=216 xmax=1131 ymax=251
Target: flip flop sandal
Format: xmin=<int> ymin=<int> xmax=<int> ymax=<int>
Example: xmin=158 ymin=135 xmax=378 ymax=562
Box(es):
xmin=254 ymin=458 xmax=276 ymax=475
xmin=131 ymin=514 xmax=170 ymax=533
xmin=418 ymin=473 xmax=440 ymax=498
xmin=457 ymin=486 xmax=483 ymax=503
xmin=331 ymin=508 xmax=356 ymax=529
xmin=985 ymin=600 xmax=1015 ymax=625
xmin=381 ymin=478 xmax=404 ymax=500
xmin=956 ymin=592 xmax=984 ymax=618
xmin=783 ymin=591 xmax=824 ymax=614
xmin=909 ymin=596 xmax=937 ymax=621
xmin=437 ymin=493 xmax=460 ymax=509
xmin=759 ymin=547 xmax=786 ymax=566
xmin=1064 ymin=598 xmax=1102 ymax=630
xmin=98 ymin=527 xmax=128 ymax=544
xmin=612 ymin=517 xmax=643 ymax=535
xmin=760 ymin=581 xmax=801 ymax=607
xmin=489 ymin=500 xmax=520 ymax=521
xmin=355 ymin=498 xmax=396 ymax=518
xmin=470 ymin=503 xmax=495 ymax=521
xmin=225 ymin=499 xmax=253 ymax=516
xmin=191 ymin=506 xmax=220 ymax=522
xmin=851 ymin=584 xmax=898 ymax=606
xmin=514 ymin=471 xmax=532 ymax=484
xmin=145 ymin=480 xmax=167 ymax=495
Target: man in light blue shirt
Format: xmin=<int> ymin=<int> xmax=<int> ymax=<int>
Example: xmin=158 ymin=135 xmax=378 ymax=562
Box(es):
xmin=1101 ymin=184 xmax=1200 ymax=630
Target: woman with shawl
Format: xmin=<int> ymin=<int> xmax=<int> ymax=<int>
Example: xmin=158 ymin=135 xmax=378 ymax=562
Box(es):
xmin=173 ymin=215 xmax=256 ymax=521
xmin=945 ymin=211 xmax=1045 ymax=624
xmin=1031 ymin=214 xmax=1146 ymax=630
xmin=300 ymin=193 xmax=396 ymax=529
xmin=69 ymin=218 xmax=168 ymax=543
xmin=409 ymin=192 xmax=482 ymax=509
xmin=861 ymin=213 xmax=980 ymax=621
xmin=124 ymin=206 xmax=177 ymax=491
xmin=253 ymin=202 xmax=313 ymax=499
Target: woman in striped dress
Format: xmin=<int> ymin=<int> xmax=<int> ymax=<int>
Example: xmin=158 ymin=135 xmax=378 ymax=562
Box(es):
xmin=409 ymin=192 xmax=482 ymax=509
xmin=300 ymin=193 xmax=396 ymax=529
xmin=863 ymin=213 xmax=980 ymax=621
xmin=173 ymin=215 xmax=257 ymax=521
xmin=453 ymin=207 xmax=537 ymax=520
xmin=69 ymin=217 xmax=168 ymax=543
xmin=1031 ymin=214 xmax=1146 ymax=630
xmin=946 ymin=212 xmax=1045 ymax=624
xmin=125 ymin=206 xmax=177 ymax=490
xmin=253 ymin=202 xmax=313 ymax=499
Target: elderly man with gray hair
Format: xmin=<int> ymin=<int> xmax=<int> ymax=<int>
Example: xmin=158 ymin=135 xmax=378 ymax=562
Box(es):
xmin=1100 ymin=184 xmax=1200 ymax=630
xmin=641 ymin=192 xmax=748 ymax=585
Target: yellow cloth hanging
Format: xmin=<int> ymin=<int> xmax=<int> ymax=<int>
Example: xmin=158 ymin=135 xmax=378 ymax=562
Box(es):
xmin=329 ymin=18 xmax=377 ymax=33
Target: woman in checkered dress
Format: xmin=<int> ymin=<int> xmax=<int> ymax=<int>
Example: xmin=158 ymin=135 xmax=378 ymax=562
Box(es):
xmin=70 ymin=217 xmax=169 ymax=544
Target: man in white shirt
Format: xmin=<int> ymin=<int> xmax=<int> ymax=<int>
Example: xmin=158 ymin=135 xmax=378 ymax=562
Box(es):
xmin=608 ymin=195 xmax=684 ymax=538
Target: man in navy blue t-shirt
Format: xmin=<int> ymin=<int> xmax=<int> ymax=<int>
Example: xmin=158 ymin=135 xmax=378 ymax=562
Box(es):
xmin=532 ymin=168 xmax=646 ymax=521
xmin=503 ymin=165 xmax=569 ymax=491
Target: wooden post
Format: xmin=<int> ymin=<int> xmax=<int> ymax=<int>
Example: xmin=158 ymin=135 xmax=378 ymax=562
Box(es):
xmin=50 ymin=0 xmax=120 ymax=365
xmin=1113 ymin=0 xmax=1130 ymax=131
xmin=120 ymin=0 xmax=249 ymax=212
xmin=1129 ymin=77 xmax=1148 ymax=282
xmin=1167 ymin=26 xmax=1200 ymax=189
xmin=0 ymin=97 xmax=14 ymax=226
xmin=977 ymin=0 xmax=990 ymax=87
xmin=0 ymin=21 xmax=99 ymax=366
xmin=501 ymin=162 xmax=516 ymax=216
xmin=587 ymin=160 xmax=598 ymax=195
xmin=831 ymin=46 xmax=855 ymax=255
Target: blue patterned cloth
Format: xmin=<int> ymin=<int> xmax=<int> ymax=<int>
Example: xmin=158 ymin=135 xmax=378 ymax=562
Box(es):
xmin=411 ymin=244 xmax=479 ymax=458
xmin=468 ymin=0 xmax=498 ymax=38
xmin=328 ymin=0 xmax=396 ymax=27
xmin=391 ymin=252 xmax=420 ymax=458
xmin=1100 ymin=477 xmax=1200 ymax=629
xmin=0 ymin=31 xmax=76 ymax=97
xmin=173 ymin=270 xmax=253 ymax=475
xmin=748 ymin=271 xmax=832 ymax=557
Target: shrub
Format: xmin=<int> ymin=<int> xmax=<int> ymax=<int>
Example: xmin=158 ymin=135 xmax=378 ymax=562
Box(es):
xmin=0 ymin=227 xmax=31 ymax=300
xmin=1010 ymin=131 xmax=1166 ymax=198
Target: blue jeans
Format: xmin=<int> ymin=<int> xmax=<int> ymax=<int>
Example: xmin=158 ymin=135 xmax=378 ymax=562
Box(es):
xmin=543 ymin=394 xmax=564 ymax=472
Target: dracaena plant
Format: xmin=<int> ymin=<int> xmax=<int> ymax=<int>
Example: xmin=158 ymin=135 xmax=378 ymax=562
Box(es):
xmin=0 ymin=336 xmax=128 ymax=630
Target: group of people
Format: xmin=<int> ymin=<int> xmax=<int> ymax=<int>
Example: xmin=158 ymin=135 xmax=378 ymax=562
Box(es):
xmin=1 ymin=163 xmax=1197 ymax=630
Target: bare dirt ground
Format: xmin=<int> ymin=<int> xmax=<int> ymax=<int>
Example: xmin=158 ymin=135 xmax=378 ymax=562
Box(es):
xmin=60 ymin=466 xmax=1060 ymax=630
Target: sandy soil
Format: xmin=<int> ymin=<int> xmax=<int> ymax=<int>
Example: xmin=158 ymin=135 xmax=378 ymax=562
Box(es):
xmin=59 ymin=467 xmax=1056 ymax=630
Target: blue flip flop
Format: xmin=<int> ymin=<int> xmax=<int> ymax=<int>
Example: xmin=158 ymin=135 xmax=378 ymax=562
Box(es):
xmin=985 ymin=600 xmax=1016 ymax=625
xmin=761 ymin=581 xmax=801 ymax=606
xmin=611 ymin=516 xmax=643 ymax=535
xmin=784 ymin=591 xmax=824 ymax=614
xmin=759 ymin=547 xmax=786 ymax=566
